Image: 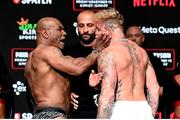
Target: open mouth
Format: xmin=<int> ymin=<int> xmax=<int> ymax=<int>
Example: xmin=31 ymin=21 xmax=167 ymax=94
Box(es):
xmin=61 ymin=39 xmax=65 ymax=42
xmin=60 ymin=37 xmax=66 ymax=43
xmin=60 ymin=36 xmax=66 ymax=42
xmin=59 ymin=40 xmax=65 ymax=45
xmin=59 ymin=40 xmax=65 ymax=49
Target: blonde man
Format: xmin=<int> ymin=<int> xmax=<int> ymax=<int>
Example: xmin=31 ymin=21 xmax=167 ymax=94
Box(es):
xmin=90 ymin=8 xmax=159 ymax=119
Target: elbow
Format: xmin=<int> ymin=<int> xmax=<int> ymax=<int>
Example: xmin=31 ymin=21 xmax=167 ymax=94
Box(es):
xmin=72 ymin=67 xmax=85 ymax=76
xmin=68 ymin=67 xmax=86 ymax=76
xmin=99 ymin=91 xmax=115 ymax=102
xmin=73 ymin=71 xmax=82 ymax=76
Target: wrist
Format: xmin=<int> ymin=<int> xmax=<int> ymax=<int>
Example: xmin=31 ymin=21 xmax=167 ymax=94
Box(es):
xmin=93 ymin=48 xmax=100 ymax=54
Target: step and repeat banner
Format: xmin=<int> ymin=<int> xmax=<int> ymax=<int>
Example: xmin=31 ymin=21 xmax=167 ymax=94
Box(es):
xmin=0 ymin=0 xmax=179 ymax=119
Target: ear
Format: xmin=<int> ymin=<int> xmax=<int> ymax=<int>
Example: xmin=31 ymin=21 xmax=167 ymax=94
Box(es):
xmin=105 ymin=27 xmax=111 ymax=32
xmin=42 ymin=30 xmax=49 ymax=39
xmin=142 ymin=34 xmax=145 ymax=43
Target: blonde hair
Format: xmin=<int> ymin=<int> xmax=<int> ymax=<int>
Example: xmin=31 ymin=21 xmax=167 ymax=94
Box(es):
xmin=95 ymin=8 xmax=124 ymax=31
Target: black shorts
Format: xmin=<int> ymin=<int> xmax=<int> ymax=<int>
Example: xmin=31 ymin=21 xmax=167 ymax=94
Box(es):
xmin=33 ymin=107 xmax=67 ymax=119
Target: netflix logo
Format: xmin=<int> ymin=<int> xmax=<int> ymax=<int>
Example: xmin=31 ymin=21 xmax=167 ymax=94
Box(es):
xmin=133 ymin=0 xmax=176 ymax=7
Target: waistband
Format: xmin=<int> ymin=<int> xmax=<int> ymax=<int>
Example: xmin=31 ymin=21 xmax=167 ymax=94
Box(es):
xmin=114 ymin=100 xmax=149 ymax=106
xmin=115 ymin=100 xmax=147 ymax=103
xmin=34 ymin=106 xmax=66 ymax=116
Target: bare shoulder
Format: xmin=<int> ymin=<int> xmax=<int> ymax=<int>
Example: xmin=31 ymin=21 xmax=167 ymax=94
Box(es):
xmin=99 ymin=49 xmax=114 ymax=60
xmin=127 ymin=40 xmax=149 ymax=63
xmin=36 ymin=46 xmax=63 ymax=59
xmin=129 ymin=40 xmax=147 ymax=56
xmin=139 ymin=46 xmax=148 ymax=59
xmin=46 ymin=46 xmax=62 ymax=55
xmin=138 ymin=45 xmax=147 ymax=55
xmin=98 ymin=50 xmax=115 ymax=68
xmin=136 ymin=45 xmax=150 ymax=69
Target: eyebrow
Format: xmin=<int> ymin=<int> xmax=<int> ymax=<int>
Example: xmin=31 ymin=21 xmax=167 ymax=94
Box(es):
xmin=58 ymin=26 xmax=64 ymax=30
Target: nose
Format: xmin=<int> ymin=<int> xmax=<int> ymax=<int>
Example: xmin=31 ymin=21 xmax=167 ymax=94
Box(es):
xmin=95 ymin=30 xmax=97 ymax=35
xmin=63 ymin=30 xmax=67 ymax=36
xmin=95 ymin=30 xmax=99 ymax=38
xmin=131 ymin=35 xmax=136 ymax=41
xmin=83 ymin=26 xmax=88 ymax=33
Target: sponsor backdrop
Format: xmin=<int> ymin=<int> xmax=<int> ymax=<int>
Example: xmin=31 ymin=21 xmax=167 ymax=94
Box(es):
xmin=0 ymin=0 xmax=179 ymax=119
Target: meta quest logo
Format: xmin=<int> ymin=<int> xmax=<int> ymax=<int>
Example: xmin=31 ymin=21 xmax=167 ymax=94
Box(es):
xmin=17 ymin=17 xmax=37 ymax=40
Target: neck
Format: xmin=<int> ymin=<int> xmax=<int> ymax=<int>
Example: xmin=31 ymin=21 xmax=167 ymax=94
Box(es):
xmin=112 ymin=38 xmax=128 ymax=42
xmin=37 ymin=39 xmax=47 ymax=45
xmin=111 ymin=29 xmax=126 ymax=42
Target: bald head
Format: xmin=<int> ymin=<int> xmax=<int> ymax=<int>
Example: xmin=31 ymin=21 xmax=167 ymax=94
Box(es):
xmin=77 ymin=10 xmax=95 ymax=22
xmin=36 ymin=17 xmax=63 ymax=34
xmin=126 ymin=25 xmax=144 ymax=46
xmin=126 ymin=26 xmax=143 ymax=35
xmin=35 ymin=17 xmax=67 ymax=48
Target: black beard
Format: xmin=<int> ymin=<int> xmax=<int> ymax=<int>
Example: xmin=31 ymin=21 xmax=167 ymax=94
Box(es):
xmin=79 ymin=33 xmax=95 ymax=45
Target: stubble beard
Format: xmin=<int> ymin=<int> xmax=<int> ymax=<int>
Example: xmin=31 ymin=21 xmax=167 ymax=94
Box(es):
xmin=79 ymin=33 xmax=95 ymax=45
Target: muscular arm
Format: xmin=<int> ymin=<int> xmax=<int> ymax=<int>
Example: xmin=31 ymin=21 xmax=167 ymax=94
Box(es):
xmin=97 ymin=51 xmax=117 ymax=118
xmin=146 ymin=59 xmax=160 ymax=116
xmin=45 ymin=47 xmax=98 ymax=76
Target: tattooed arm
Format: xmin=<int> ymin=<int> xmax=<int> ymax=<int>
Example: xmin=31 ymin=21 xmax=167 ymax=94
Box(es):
xmin=97 ymin=51 xmax=117 ymax=118
xmin=146 ymin=58 xmax=160 ymax=116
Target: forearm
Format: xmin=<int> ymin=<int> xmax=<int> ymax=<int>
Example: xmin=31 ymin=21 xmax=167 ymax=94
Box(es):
xmin=147 ymin=85 xmax=160 ymax=116
xmin=69 ymin=49 xmax=99 ymax=75
xmin=96 ymin=51 xmax=116 ymax=118
xmin=146 ymin=58 xmax=160 ymax=116
xmin=78 ymin=49 xmax=98 ymax=73
xmin=86 ymin=49 xmax=99 ymax=65
xmin=97 ymin=94 xmax=114 ymax=118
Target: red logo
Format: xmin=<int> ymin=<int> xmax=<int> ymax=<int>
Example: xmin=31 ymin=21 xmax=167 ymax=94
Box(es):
xmin=13 ymin=0 xmax=21 ymax=4
xmin=133 ymin=0 xmax=176 ymax=7
xmin=14 ymin=113 xmax=21 ymax=119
